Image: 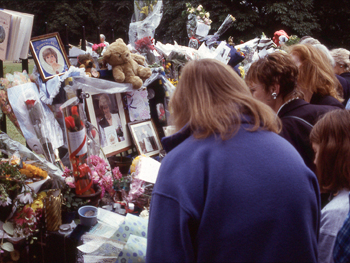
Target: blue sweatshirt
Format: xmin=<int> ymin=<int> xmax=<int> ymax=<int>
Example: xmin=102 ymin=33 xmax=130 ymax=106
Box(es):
xmin=146 ymin=120 xmax=320 ymax=262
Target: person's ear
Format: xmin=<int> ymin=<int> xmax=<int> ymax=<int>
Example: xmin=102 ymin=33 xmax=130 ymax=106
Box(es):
xmin=270 ymin=84 xmax=280 ymax=97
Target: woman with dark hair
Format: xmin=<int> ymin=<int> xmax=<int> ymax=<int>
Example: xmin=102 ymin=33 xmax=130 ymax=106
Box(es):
xmin=289 ymin=44 xmax=344 ymax=108
xmin=146 ymin=58 xmax=320 ymax=262
xmin=245 ymin=51 xmax=337 ymax=172
xmin=310 ymin=109 xmax=350 ymax=263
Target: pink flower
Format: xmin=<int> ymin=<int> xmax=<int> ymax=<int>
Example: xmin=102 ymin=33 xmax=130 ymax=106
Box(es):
xmin=91 ymin=171 xmax=99 ymax=184
xmin=95 ymin=163 xmax=106 ymax=177
xmin=88 ymin=155 xmax=105 ymax=167
xmin=92 ymin=44 xmax=99 ymax=52
xmin=13 ymin=207 xmax=34 ymax=226
xmin=63 ymin=167 xmax=72 ymax=178
xmin=112 ymin=167 xmax=122 ymax=180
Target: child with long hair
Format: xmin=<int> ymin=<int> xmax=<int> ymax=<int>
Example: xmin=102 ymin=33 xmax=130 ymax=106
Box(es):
xmin=310 ymin=109 xmax=350 ymax=263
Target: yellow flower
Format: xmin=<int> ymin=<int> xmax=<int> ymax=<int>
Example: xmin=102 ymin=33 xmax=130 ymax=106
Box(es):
xmin=130 ymin=155 xmax=146 ymax=174
xmin=205 ymin=12 xmax=210 ymax=18
xmin=238 ymin=66 xmax=245 ymax=79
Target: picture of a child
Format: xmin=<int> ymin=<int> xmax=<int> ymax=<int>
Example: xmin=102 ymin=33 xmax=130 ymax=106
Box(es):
xmin=42 ymin=47 xmax=63 ymax=75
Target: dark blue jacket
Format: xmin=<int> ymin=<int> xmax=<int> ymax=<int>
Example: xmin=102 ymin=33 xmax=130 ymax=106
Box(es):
xmin=336 ymin=74 xmax=350 ymax=106
xmin=146 ymin=118 xmax=320 ymax=262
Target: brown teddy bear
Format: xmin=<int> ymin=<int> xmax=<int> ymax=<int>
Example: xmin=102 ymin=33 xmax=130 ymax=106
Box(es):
xmin=76 ymin=54 xmax=100 ymax=78
xmin=102 ymin=38 xmax=152 ymax=89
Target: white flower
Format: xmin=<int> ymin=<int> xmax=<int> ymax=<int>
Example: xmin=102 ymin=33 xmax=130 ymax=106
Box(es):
xmin=197 ymin=5 xmax=203 ymax=11
xmin=65 ymin=176 xmax=76 ymax=188
xmin=0 ymin=196 xmax=12 ymax=207
xmin=18 ymin=192 xmax=34 ymax=204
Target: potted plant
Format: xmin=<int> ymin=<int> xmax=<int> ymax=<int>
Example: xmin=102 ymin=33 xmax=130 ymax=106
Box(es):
xmin=61 ymin=185 xmax=88 ymax=224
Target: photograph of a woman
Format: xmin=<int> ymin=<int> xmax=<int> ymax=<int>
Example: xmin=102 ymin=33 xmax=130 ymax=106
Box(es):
xmin=41 ymin=47 xmax=63 ymax=75
xmin=128 ymin=120 xmax=161 ymax=156
xmin=136 ymin=125 xmax=158 ymax=153
xmin=30 ymin=33 xmax=70 ymax=81
xmin=93 ymin=94 xmax=125 ymax=148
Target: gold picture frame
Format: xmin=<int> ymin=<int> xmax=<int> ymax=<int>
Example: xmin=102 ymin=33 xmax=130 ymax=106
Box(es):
xmin=29 ymin=32 xmax=70 ymax=82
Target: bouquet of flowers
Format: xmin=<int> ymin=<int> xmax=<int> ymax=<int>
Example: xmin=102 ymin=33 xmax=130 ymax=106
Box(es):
xmin=25 ymin=99 xmax=56 ymax=163
xmin=61 ymin=99 xmax=94 ymax=196
xmin=63 ymin=154 xmax=125 ymax=200
xmin=184 ymin=3 xmax=212 ymax=25
xmin=92 ymin=43 xmax=106 ymax=57
xmin=135 ymin=36 xmax=155 ymax=54
xmin=0 ymin=71 xmax=32 ymax=136
xmin=204 ymin=14 xmax=236 ymax=47
xmin=134 ymin=0 xmax=158 ymax=21
xmin=0 ymin=158 xmax=45 ymax=241
xmin=184 ymin=3 xmax=212 ymax=49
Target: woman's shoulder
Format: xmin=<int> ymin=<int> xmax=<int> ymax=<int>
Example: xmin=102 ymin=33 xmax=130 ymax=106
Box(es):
xmin=321 ymin=190 xmax=350 ymax=234
xmin=310 ymin=93 xmax=344 ymax=109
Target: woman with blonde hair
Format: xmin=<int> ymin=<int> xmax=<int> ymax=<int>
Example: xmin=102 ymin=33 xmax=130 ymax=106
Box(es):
xmin=330 ymin=48 xmax=350 ymax=80
xmin=98 ymin=94 xmax=124 ymax=146
xmin=146 ymin=59 xmax=320 ymax=262
xmin=289 ymin=44 xmax=344 ymax=108
xmin=310 ymin=109 xmax=350 ymax=263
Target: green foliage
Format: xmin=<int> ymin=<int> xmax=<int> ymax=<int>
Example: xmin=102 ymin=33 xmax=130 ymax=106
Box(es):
xmin=0 ymin=0 xmax=348 ymax=49
xmin=61 ymin=186 xmax=88 ymax=212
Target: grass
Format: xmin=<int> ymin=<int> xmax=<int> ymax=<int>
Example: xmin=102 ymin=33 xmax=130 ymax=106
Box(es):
xmin=2 ymin=60 xmax=35 ymax=146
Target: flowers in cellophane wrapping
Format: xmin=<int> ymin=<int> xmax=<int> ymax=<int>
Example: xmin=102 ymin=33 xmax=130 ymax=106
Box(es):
xmin=183 ymin=3 xmax=211 ymax=49
xmin=204 ymin=14 xmax=236 ymax=48
xmin=25 ymin=98 xmax=56 ymax=163
xmin=61 ymin=99 xmax=94 ymax=196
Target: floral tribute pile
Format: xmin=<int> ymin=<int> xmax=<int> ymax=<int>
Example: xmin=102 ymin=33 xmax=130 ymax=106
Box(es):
xmin=0 ymin=156 xmax=47 ymax=251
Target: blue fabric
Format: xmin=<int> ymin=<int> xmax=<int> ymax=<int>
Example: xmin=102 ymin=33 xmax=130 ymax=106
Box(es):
xmin=333 ymin=195 xmax=350 ymax=263
xmin=146 ymin=119 xmax=320 ymax=262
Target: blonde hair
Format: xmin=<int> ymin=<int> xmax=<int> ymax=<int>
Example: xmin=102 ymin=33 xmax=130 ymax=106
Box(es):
xmin=289 ymin=44 xmax=343 ymax=102
xmin=170 ymin=59 xmax=281 ymax=140
xmin=330 ymin=48 xmax=350 ymax=72
xmin=98 ymin=94 xmax=111 ymax=110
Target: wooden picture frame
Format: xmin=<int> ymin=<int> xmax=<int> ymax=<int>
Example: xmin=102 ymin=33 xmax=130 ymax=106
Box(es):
xmin=86 ymin=91 xmax=132 ymax=157
xmin=128 ymin=119 xmax=162 ymax=157
xmin=29 ymin=32 xmax=70 ymax=82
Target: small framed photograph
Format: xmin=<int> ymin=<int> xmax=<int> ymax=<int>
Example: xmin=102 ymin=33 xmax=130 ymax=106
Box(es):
xmin=128 ymin=120 xmax=162 ymax=157
xmin=86 ymin=92 xmax=132 ymax=157
xmin=29 ymin=32 xmax=70 ymax=82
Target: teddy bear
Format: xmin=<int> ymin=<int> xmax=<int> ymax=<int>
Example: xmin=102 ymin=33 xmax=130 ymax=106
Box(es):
xmin=102 ymin=38 xmax=152 ymax=89
xmin=76 ymin=54 xmax=100 ymax=78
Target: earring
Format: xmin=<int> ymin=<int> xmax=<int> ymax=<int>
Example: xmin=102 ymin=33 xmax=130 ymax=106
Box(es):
xmin=272 ymin=92 xmax=277 ymax=100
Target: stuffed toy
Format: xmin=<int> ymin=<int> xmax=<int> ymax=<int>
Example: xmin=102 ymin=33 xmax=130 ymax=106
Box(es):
xmin=273 ymin=30 xmax=289 ymax=47
xmin=76 ymin=54 xmax=100 ymax=78
xmin=103 ymin=38 xmax=152 ymax=89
